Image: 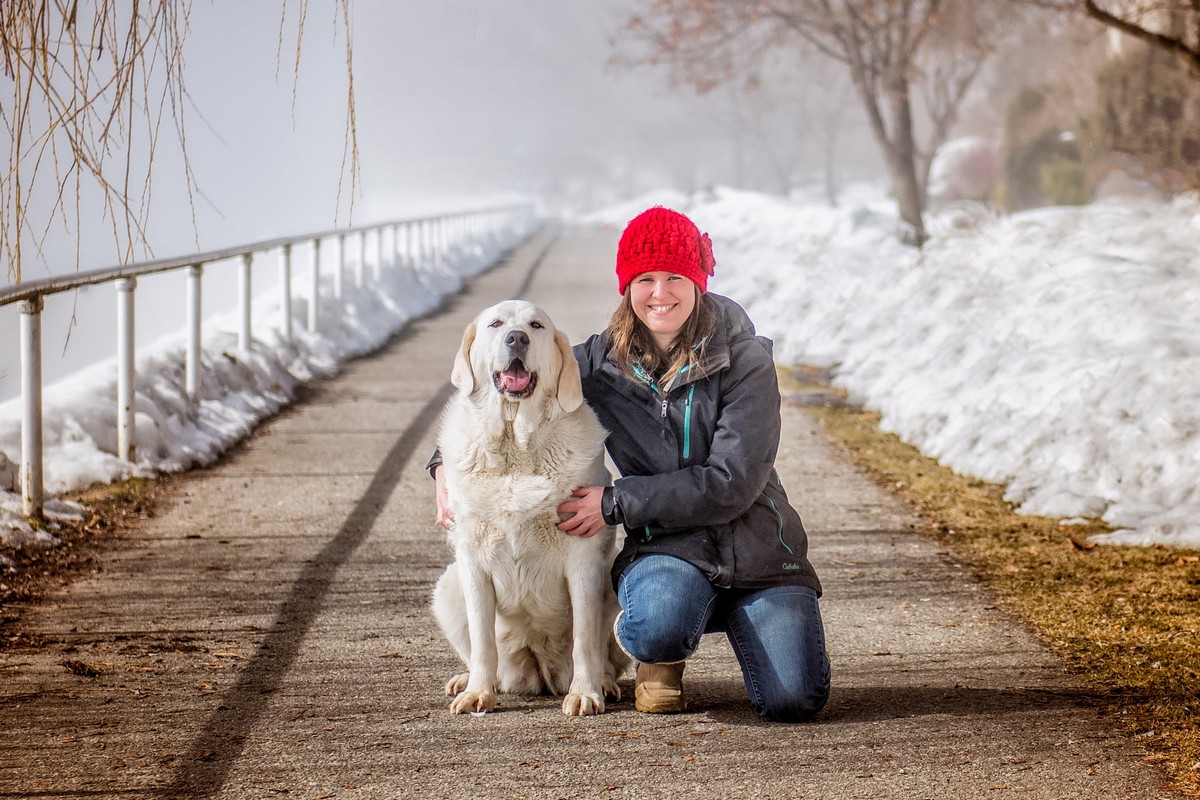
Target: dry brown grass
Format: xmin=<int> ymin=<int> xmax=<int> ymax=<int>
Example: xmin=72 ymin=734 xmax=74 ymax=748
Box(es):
xmin=1 ymin=477 xmax=166 ymax=643
xmin=784 ymin=368 xmax=1200 ymax=790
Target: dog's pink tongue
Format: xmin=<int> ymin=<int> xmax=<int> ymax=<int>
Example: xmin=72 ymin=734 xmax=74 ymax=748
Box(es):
xmin=501 ymin=369 xmax=531 ymax=392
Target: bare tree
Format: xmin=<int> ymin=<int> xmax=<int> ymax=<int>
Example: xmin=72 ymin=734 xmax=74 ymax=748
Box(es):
xmin=1080 ymin=1 xmax=1200 ymax=72
xmin=620 ymin=0 xmax=1009 ymax=244
xmin=0 ymin=1 xmax=356 ymax=285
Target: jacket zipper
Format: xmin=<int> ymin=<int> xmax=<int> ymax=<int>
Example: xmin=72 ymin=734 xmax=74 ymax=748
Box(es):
xmin=634 ymin=360 xmax=693 ymax=458
xmin=682 ymin=385 xmax=695 ymax=460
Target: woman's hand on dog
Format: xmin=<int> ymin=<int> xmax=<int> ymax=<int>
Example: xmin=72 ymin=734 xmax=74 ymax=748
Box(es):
xmin=556 ymin=486 xmax=606 ymax=538
xmin=433 ymin=466 xmax=456 ymax=531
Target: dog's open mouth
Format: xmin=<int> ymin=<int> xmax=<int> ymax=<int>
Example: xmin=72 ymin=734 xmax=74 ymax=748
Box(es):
xmin=493 ymin=358 xmax=537 ymax=399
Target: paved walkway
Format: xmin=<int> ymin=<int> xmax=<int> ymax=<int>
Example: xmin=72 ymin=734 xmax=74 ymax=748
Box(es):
xmin=0 ymin=227 xmax=1169 ymax=799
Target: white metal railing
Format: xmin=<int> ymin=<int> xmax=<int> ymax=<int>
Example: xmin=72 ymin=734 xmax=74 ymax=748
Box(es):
xmin=0 ymin=203 xmax=537 ymax=518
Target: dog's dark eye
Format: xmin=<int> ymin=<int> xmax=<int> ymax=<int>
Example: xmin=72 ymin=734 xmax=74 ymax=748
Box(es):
xmin=530 ymin=321 xmax=544 ymax=330
xmin=488 ymin=319 xmax=503 ymax=328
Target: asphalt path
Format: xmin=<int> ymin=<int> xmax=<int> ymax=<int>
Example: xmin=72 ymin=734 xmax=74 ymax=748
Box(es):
xmin=0 ymin=226 xmax=1170 ymax=799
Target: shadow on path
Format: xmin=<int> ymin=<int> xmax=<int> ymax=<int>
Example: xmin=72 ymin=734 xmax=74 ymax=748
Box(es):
xmin=161 ymin=232 xmax=560 ymax=798
xmin=689 ymin=678 xmax=1099 ymax=727
xmin=162 ymin=379 xmax=452 ymax=798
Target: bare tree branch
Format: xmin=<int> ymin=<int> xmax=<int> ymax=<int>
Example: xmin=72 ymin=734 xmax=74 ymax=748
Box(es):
xmin=1082 ymin=0 xmax=1200 ymax=72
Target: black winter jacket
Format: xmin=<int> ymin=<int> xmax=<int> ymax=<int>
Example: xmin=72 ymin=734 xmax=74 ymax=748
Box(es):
xmin=582 ymin=293 xmax=821 ymax=594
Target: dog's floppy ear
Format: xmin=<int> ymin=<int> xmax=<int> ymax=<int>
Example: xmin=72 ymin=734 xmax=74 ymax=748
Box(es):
xmin=451 ymin=320 xmax=478 ymax=392
xmin=554 ymin=330 xmax=584 ymax=413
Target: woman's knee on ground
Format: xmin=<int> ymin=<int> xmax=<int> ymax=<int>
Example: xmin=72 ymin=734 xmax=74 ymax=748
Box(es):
xmin=756 ymin=680 xmax=830 ymax=723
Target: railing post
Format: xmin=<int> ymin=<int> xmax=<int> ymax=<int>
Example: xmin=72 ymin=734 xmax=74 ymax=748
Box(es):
xmin=356 ymin=231 xmax=366 ymax=288
xmin=116 ymin=277 xmax=137 ymax=463
xmin=309 ymin=238 xmax=321 ymax=333
xmin=239 ymin=253 xmax=253 ymax=350
xmin=375 ymin=227 xmax=384 ymax=281
xmin=335 ymin=233 xmax=346 ymax=300
xmin=279 ymin=244 xmax=293 ymax=340
xmin=19 ymin=297 xmax=44 ymax=518
xmin=186 ymin=264 xmax=203 ymax=401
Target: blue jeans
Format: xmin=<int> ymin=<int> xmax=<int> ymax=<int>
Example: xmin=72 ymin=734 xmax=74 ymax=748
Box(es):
xmin=616 ymin=554 xmax=831 ymax=722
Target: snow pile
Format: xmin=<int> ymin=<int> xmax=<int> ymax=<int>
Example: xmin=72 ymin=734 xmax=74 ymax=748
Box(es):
xmin=586 ymin=185 xmax=1200 ymax=548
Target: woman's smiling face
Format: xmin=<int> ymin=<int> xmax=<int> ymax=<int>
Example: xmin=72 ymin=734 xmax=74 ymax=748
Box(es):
xmin=629 ymin=271 xmax=697 ymax=351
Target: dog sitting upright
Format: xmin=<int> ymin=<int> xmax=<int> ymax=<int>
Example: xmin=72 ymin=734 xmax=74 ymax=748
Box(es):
xmin=432 ymin=300 xmax=628 ymax=716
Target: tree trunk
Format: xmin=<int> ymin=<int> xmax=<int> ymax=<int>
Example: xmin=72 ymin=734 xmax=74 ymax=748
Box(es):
xmin=885 ymin=75 xmax=928 ymax=245
xmin=886 ymin=147 xmax=927 ymax=246
xmin=841 ymin=36 xmax=928 ymax=245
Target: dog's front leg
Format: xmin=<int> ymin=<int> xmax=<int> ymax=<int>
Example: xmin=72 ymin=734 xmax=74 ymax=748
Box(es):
xmin=450 ymin=557 xmax=499 ymax=714
xmin=562 ymin=551 xmax=610 ymax=716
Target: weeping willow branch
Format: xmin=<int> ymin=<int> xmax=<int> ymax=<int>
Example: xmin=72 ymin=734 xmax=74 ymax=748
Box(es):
xmin=0 ymin=0 xmax=358 ymax=286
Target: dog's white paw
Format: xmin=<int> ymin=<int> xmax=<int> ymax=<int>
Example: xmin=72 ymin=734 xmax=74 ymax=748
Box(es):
xmin=602 ymin=678 xmax=622 ymax=702
xmin=444 ymin=672 xmax=470 ymax=696
xmin=450 ymin=689 xmax=497 ymax=715
xmin=562 ymin=691 xmax=605 ymax=716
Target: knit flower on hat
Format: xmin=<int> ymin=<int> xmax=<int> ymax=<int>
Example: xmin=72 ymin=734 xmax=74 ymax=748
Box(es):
xmin=699 ymin=232 xmax=716 ymax=277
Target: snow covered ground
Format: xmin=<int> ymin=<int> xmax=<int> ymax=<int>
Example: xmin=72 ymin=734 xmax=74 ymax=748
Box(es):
xmin=0 ymin=220 xmax=535 ymax=550
xmin=584 ymin=185 xmax=1200 ymax=548
xmin=3 ymin=185 xmax=1198 ymax=552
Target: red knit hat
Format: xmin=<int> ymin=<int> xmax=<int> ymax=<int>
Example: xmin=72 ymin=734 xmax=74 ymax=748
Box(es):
xmin=615 ymin=207 xmax=716 ymax=295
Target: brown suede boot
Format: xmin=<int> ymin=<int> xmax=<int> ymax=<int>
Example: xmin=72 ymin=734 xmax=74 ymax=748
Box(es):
xmin=634 ymin=661 xmax=687 ymax=713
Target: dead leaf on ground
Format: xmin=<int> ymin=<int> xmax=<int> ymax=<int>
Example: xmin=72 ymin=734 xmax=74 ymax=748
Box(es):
xmin=62 ymin=659 xmax=101 ymax=677
xmin=1069 ymin=537 xmax=1097 ymax=552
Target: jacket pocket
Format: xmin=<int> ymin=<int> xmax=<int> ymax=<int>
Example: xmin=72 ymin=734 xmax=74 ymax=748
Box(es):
xmin=730 ymin=490 xmax=811 ymax=586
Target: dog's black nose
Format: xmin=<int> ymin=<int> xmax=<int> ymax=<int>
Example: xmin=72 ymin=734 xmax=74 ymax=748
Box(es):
xmin=505 ymin=330 xmax=529 ymax=350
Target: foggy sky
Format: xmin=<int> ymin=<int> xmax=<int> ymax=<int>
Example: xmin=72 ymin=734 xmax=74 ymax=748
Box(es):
xmin=11 ymin=0 xmax=883 ymax=277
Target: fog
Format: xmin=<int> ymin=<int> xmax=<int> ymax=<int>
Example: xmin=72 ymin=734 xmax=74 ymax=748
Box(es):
xmin=0 ymin=0 xmax=883 ymax=403
xmin=352 ymin=1 xmax=881 ymax=214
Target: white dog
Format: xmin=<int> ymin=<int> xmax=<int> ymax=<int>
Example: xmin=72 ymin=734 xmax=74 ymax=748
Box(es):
xmin=432 ymin=300 xmax=628 ymax=716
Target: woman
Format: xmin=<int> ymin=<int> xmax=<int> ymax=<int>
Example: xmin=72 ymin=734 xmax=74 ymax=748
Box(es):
xmin=435 ymin=207 xmax=829 ymax=721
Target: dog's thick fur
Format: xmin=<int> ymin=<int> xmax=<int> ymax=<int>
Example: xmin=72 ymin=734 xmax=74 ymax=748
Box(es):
xmin=432 ymin=300 xmax=628 ymax=716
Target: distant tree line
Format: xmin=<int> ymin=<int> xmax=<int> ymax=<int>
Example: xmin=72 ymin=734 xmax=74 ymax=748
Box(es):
xmin=619 ymin=0 xmax=1200 ymax=245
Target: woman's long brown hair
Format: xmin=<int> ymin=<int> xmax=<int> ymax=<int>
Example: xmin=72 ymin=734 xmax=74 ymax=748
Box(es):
xmin=606 ymin=285 xmax=718 ymax=391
